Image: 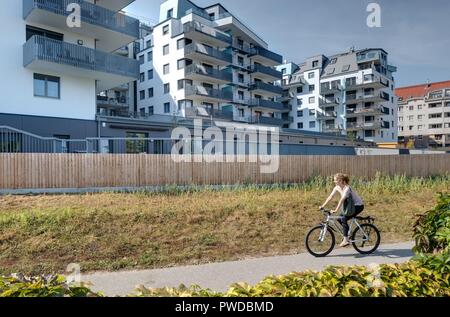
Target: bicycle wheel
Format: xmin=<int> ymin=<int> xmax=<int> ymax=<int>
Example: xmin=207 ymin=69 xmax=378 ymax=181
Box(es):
xmin=351 ymin=223 xmax=381 ymax=255
xmin=305 ymin=225 xmax=335 ymax=257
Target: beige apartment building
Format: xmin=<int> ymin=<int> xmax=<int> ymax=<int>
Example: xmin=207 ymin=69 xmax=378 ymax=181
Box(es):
xmin=396 ymin=81 xmax=450 ymax=148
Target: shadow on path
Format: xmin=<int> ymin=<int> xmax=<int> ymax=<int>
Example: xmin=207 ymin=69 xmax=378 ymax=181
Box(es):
xmin=327 ymin=248 xmax=414 ymax=259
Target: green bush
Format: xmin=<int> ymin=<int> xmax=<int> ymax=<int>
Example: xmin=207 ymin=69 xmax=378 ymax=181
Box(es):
xmin=0 ymin=274 xmax=101 ymax=297
xmin=413 ymin=193 xmax=450 ymax=254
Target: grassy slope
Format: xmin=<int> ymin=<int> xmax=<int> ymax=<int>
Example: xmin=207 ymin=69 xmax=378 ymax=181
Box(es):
xmin=0 ymin=176 xmax=448 ymax=275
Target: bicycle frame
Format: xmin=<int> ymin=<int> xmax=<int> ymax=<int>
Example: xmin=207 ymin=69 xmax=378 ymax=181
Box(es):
xmin=319 ymin=211 xmax=370 ymax=244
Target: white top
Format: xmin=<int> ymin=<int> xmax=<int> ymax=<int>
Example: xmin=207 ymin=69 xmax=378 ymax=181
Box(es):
xmin=332 ymin=185 xmax=364 ymax=206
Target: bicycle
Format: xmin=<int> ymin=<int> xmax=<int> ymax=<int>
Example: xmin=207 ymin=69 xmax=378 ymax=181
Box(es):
xmin=305 ymin=208 xmax=381 ymax=257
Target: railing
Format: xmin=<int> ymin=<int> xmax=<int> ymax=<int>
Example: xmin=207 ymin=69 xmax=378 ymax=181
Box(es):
xmin=182 ymin=21 xmax=232 ymax=44
xmin=347 ymin=122 xmax=383 ymax=130
xmin=346 ymin=106 xmax=390 ymax=116
xmin=184 ymin=43 xmax=232 ymax=63
xmin=320 ymin=84 xmax=343 ymax=94
xmin=248 ymin=99 xmax=285 ymax=111
xmin=317 ymin=111 xmax=337 ymax=119
xmin=23 ymin=0 xmax=139 ymax=38
xmin=249 ymin=46 xmax=283 ymax=64
xmin=184 ymin=107 xmax=233 ymax=121
xmin=249 ymin=116 xmax=284 ymax=126
xmin=249 ymin=82 xmax=283 ymax=95
xmin=322 ymin=124 xmax=341 ymax=132
xmin=319 ymin=98 xmax=340 ymax=106
xmin=248 ymin=64 xmax=282 ymax=79
xmin=345 ymin=76 xmax=390 ymax=90
xmin=345 ymin=92 xmax=390 ymax=103
xmin=97 ymin=96 xmax=129 ymax=107
xmin=23 ymin=35 xmax=139 ymax=79
xmin=185 ymin=85 xmax=233 ymax=101
xmin=185 ymin=64 xmax=232 ymax=82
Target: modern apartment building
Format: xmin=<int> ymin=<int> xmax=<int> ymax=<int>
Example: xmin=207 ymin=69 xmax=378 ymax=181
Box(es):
xmin=135 ymin=0 xmax=286 ymax=127
xmin=0 ymin=0 xmax=140 ymax=139
xmin=276 ymin=48 xmax=398 ymax=144
xmin=396 ymin=81 xmax=450 ymax=148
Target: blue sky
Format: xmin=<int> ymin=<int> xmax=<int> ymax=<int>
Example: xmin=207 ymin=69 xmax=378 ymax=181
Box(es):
xmin=125 ymin=0 xmax=450 ymax=87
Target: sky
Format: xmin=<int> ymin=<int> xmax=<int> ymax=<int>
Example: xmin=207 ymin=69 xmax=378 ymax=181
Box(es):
xmin=124 ymin=0 xmax=450 ymax=88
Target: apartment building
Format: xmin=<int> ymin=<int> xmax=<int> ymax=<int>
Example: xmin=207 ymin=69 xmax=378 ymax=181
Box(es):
xmin=0 ymin=0 xmax=140 ymax=139
xmin=135 ymin=0 xmax=286 ymax=127
xmin=396 ymin=81 xmax=450 ymax=148
xmin=276 ymin=48 xmax=398 ymax=144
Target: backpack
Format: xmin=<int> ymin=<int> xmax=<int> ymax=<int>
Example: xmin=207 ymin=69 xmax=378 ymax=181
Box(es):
xmin=343 ymin=187 xmax=356 ymax=217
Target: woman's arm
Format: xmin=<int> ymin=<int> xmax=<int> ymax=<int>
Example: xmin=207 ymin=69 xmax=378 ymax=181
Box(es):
xmin=320 ymin=188 xmax=336 ymax=209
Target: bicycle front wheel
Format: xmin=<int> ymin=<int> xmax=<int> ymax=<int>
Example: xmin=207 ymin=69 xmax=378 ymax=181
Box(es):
xmin=351 ymin=223 xmax=381 ymax=255
xmin=305 ymin=225 xmax=335 ymax=257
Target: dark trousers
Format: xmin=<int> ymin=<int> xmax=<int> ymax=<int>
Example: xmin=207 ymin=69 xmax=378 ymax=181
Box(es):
xmin=339 ymin=205 xmax=365 ymax=237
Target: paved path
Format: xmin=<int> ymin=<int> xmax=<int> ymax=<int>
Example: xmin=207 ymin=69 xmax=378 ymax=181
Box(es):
xmin=82 ymin=241 xmax=414 ymax=296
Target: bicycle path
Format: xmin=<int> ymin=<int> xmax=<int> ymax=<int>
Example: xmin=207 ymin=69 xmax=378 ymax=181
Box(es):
xmin=82 ymin=241 xmax=414 ymax=296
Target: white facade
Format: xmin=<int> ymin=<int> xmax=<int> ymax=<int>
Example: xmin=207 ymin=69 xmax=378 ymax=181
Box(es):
xmin=0 ymin=0 xmax=139 ymax=122
xmin=137 ymin=0 xmax=284 ymax=127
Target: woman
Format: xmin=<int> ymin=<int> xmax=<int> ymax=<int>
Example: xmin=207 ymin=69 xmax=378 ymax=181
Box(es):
xmin=319 ymin=173 xmax=365 ymax=247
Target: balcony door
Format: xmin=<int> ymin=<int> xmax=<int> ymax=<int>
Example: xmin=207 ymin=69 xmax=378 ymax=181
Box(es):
xmin=26 ymin=25 xmax=63 ymax=41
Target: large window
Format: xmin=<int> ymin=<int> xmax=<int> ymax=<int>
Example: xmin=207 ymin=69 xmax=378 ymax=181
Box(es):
xmin=26 ymin=25 xmax=63 ymax=41
xmin=164 ymin=102 xmax=171 ymax=113
xmin=163 ymin=64 xmax=170 ymax=75
xmin=162 ymin=25 xmax=169 ymax=35
xmin=148 ymin=69 xmax=153 ymax=80
xmin=148 ymin=88 xmax=154 ymax=98
xmin=164 ymin=83 xmax=170 ymax=94
xmin=33 ymin=74 xmax=60 ymax=99
xmin=163 ymin=44 xmax=169 ymax=55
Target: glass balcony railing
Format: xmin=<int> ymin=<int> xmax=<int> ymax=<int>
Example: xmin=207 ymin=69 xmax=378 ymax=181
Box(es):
xmin=248 ymin=64 xmax=282 ymax=79
xmin=185 ymin=85 xmax=233 ymax=101
xmin=249 ymin=82 xmax=283 ymax=95
xmin=23 ymin=35 xmax=139 ymax=79
xmin=184 ymin=43 xmax=232 ymax=63
xmin=182 ymin=21 xmax=232 ymax=45
xmin=23 ymin=0 xmax=140 ymax=38
xmin=249 ymin=46 xmax=283 ymax=64
xmin=184 ymin=64 xmax=232 ymax=82
xmin=248 ymin=99 xmax=285 ymax=111
xmin=184 ymin=107 xmax=233 ymax=121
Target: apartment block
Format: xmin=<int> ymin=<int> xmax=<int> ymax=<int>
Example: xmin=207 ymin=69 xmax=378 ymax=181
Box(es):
xmin=277 ymin=48 xmax=398 ymax=144
xmin=396 ymin=81 xmax=450 ymax=148
xmin=135 ymin=0 xmax=286 ymax=127
xmin=0 ymin=0 xmax=140 ymax=138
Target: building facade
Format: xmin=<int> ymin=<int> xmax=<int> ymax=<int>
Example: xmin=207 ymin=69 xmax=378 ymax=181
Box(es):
xmin=276 ymin=48 xmax=398 ymax=144
xmin=136 ymin=0 xmax=287 ymax=127
xmin=396 ymin=81 xmax=450 ymax=148
xmin=0 ymin=0 xmax=140 ymax=139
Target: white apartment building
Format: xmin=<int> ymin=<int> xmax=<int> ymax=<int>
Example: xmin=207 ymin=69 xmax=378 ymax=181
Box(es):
xmin=136 ymin=0 xmax=285 ymax=127
xmin=0 ymin=0 xmax=139 ymax=139
xmin=396 ymin=81 xmax=450 ymax=148
xmin=277 ymin=48 xmax=398 ymax=144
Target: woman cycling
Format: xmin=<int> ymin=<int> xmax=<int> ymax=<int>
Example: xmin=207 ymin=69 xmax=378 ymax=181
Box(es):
xmin=319 ymin=173 xmax=365 ymax=247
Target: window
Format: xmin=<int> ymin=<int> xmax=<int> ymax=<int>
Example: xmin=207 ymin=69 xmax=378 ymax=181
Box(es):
xmin=140 ymin=108 xmax=146 ymax=116
xmin=26 ymin=25 xmax=63 ymax=41
xmin=297 ymin=86 xmax=303 ymax=94
xmin=297 ymin=98 xmax=303 ymax=106
xmin=178 ymin=100 xmax=193 ymax=110
xmin=281 ymin=68 xmax=287 ymax=75
xmin=164 ymin=102 xmax=171 ymax=113
xmin=409 ymin=106 xmax=414 ymax=111
xmin=139 ymin=55 xmax=144 ymax=65
xmin=308 ymin=72 xmax=314 ymax=79
xmin=33 ymin=74 xmax=60 ymax=99
xmin=167 ymin=9 xmax=173 ymax=19
xmin=164 ymin=83 xmax=170 ymax=94
xmin=238 ymin=73 xmax=244 ymax=83
xmin=146 ymin=40 xmax=151 ymax=48
xmin=429 ymin=113 xmax=442 ymax=119
xmin=309 ymin=96 xmax=315 ymax=103
xmin=139 ymin=90 xmax=145 ymax=100
xmin=163 ymin=64 xmax=170 ymax=75
xmin=399 ymin=117 xmax=403 ymax=122
xmin=147 ymin=51 xmax=152 ymax=61
xmin=162 ymin=25 xmax=169 ymax=35
xmin=418 ymin=125 xmax=423 ymax=130
xmin=309 ymin=121 xmax=316 ymax=129
xmin=309 ymin=109 xmax=316 ymax=116
xmin=177 ymin=39 xmax=185 ymax=50
xmin=238 ymin=108 xmax=244 ymax=117
xmin=330 ymin=58 xmax=337 ymax=64
xmin=148 ymin=88 xmax=154 ymax=98
xmin=309 ymin=85 xmax=315 ymax=92
xmin=238 ymin=56 xmax=244 ymax=67
xmin=148 ymin=69 xmax=153 ymax=80
xmin=238 ymin=90 xmax=244 ymax=100
xmin=148 ymin=106 xmax=154 ymax=115
xmin=163 ymin=44 xmax=169 ymax=55
xmin=418 ymin=115 xmax=423 ymax=121
xmin=297 ymin=110 xmax=303 ymax=117
xmin=178 ymin=79 xmax=192 ymax=90
xmin=399 ymin=106 xmax=403 ymax=112
xmin=297 ymin=122 xmax=303 ymax=129
xmin=312 ymin=60 xmax=319 ymax=67
xmin=408 ymin=115 xmax=414 ymax=121
xmin=418 ymin=104 xmax=423 ymax=110
xmin=140 ymin=72 xmax=145 ymax=82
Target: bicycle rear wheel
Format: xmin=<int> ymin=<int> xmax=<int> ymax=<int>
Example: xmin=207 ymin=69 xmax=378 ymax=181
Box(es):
xmin=305 ymin=225 xmax=335 ymax=257
xmin=351 ymin=223 xmax=381 ymax=255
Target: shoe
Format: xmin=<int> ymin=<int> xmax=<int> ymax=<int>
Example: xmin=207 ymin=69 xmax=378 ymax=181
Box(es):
xmin=339 ymin=241 xmax=350 ymax=248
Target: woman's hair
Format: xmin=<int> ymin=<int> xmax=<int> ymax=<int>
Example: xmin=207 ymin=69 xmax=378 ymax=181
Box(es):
xmin=334 ymin=173 xmax=350 ymax=184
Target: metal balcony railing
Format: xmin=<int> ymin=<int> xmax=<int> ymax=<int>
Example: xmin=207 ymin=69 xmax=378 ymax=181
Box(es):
xmin=248 ymin=99 xmax=285 ymax=111
xmin=317 ymin=111 xmax=338 ymax=119
xmin=249 ymin=116 xmax=284 ymax=126
xmin=182 ymin=21 xmax=232 ymax=45
xmin=23 ymin=35 xmax=139 ymax=79
xmin=249 ymin=82 xmax=283 ymax=95
xmin=23 ymin=0 xmax=139 ymax=38
xmin=185 ymin=85 xmax=233 ymax=101
xmin=184 ymin=43 xmax=232 ymax=63
xmin=184 ymin=64 xmax=232 ymax=82
xmin=248 ymin=64 xmax=282 ymax=79
xmin=249 ymin=46 xmax=283 ymax=64
xmin=184 ymin=107 xmax=233 ymax=121
xmin=97 ymin=96 xmax=129 ymax=107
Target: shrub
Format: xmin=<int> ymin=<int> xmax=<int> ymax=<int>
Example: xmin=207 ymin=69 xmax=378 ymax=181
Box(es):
xmin=0 ymin=274 xmax=101 ymax=297
xmin=413 ymin=193 xmax=450 ymax=254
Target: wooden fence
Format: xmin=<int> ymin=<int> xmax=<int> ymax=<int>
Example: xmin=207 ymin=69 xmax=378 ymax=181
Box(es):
xmin=0 ymin=154 xmax=449 ymax=190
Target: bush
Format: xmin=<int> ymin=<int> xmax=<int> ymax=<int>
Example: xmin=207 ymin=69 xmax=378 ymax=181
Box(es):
xmin=413 ymin=193 xmax=450 ymax=254
xmin=0 ymin=274 xmax=101 ymax=297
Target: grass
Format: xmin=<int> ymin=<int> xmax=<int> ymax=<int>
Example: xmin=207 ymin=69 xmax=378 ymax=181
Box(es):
xmin=0 ymin=174 xmax=449 ymax=275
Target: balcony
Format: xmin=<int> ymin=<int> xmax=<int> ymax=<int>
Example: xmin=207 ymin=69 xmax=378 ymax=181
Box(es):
xmin=184 ymin=64 xmax=232 ymax=84
xmin=24 ymin=35 xmax=139 ymax=92
xmin=182 ymin=21 xmax=232 ymax=47
xmin=345 ymin=76 xmax=390 ymax=90
xmin=317 ymin=111 xmax=338 ymax=120
xmin=184 ymin=107 xmax=233 ymax=121
xmin=248 ymin=46 xmax=283 ymax=66
xmin=97 ymin=95 xmax=129 ymax=109
xmin=320 ymin=84 xmax=343 ymax=95
xmin=282 ymin=115 xmax=294 ymax=124
xmin=249 ymin=116 xmax=284 ymax=126
xmin=23 ymin=0 xmax=139 ymax=52
xmin=346 ymin=106 xmax=390 ymax=118
xmin=346 ymin=92 xmax=390 ymax=105
xmin=249 ymin=81 xmax=283 ymax=96
xmin=248 ymin=64 xmax=282 ymax=81
xmin=185 ymin=85 xmax=233 ymax=102
xmin=248 ymin=99 xmax=285 ymax=111
xmin=346 ymin=122 xmax=383 ymax=131
xmin=319 ymin=97 xmax=340 ymax=107
xmin=322 ymin=124 xmax=342 ymax=133
xmin=184 ymin=43 xmax=232 ymax=66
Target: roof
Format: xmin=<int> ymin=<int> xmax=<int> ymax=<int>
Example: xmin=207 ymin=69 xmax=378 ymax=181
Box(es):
xmin=395 ymin=80 xmax=450 ymax=100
